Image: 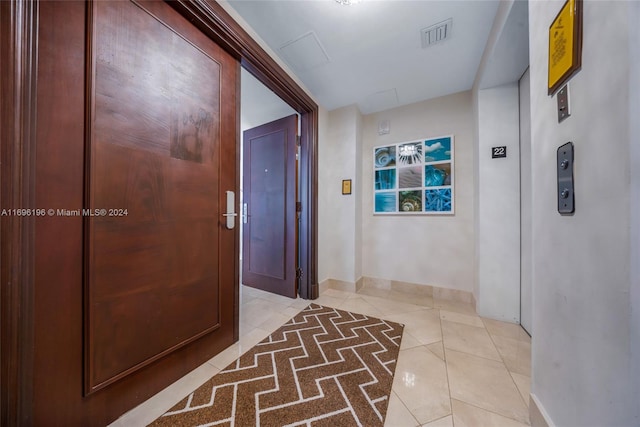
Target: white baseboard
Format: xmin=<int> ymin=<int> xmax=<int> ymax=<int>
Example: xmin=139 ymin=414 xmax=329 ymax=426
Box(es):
xmin=530 ymin=393 xmax=554 ymax=427
xmin=318 ymin=278 xmax=363 ymax=293
xmin=320 ymin=276 xmax=474 ymax=306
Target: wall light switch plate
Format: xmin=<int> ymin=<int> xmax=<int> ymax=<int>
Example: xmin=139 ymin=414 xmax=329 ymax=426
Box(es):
xmin=378 ymin=119 xmax=390 ymax=135
xmin=557 ymin=84 xmax=570 ymax=122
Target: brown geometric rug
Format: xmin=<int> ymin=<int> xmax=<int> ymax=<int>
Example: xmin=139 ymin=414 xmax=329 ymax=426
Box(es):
xmin=149 ymin=303 xmax=404 ymax=426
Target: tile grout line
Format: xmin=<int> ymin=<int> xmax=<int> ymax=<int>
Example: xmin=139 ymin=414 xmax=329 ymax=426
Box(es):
xmin=391 ymin=388 xmax=422 ymax=427
xmin=480 ymin=317 xmax=532 ymax=424
xmin=445 ymin=316 xmax=531 ymax=425
xmin=426 ymin=414 xmax=453 ymax=427
xmin=351 ymin=286 xmax=445 ymax=426
xmin=392 ymin=343 xmax=436 ymax=427
xmin=438 ymin=308 xmax=457 ymax=427
xmin=440 ymin=319 xmax=512 ymax=364
xmin=450 ymin=397 xmax=531 ymax=426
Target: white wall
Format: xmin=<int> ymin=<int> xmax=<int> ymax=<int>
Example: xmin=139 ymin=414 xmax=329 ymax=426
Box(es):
xmin=475 ymin=83 xmax=521 ymax=322
xmin=354 ymin=111 xmax=363 ymax=280
xmin=630 ymin=0 xmax=640 ymax=420
xmin=529 ymin=1 xmax=638 ymax=425
xmin=317 ymin=106 xmax=330 ymax=283
xmin=361 ymin=91 xmax=475 ymax=291
xmin=519 ymin=68 xmax=532 ymax=334
xmin=318 ymin=105 xmax=363 ymax=283
xmin=471 ymin=0 xmax=529 ymax=323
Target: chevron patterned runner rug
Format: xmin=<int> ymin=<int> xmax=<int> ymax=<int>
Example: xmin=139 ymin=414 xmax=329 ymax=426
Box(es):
xmin=149 ymin=303 xmax=404 ymax=427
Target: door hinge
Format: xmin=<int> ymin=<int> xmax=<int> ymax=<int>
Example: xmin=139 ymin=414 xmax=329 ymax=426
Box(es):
xmin=296 ymin=202 xmax=302 ymax=212
xmin=296 ymin=268 xmax=303 ymax=278
xmin=296 ymin=135 xmax=301 ymax=146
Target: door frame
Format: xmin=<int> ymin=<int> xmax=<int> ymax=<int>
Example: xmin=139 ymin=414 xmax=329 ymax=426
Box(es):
xmin=167 ymin=0 xmax=319 ymax=300
xmin=1 ymin=1 xmax=39 ymax=424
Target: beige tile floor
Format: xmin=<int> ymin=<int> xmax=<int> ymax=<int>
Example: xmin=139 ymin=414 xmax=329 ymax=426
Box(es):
xmin=110 ymin=285 xmax=531 ymax=427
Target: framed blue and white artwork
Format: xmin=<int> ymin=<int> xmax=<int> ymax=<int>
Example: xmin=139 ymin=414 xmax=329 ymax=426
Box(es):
xmin=373 ymin=135 xmax=454 ymax=215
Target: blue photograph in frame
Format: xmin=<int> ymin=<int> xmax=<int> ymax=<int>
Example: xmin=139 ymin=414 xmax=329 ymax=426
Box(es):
xmin=424 ymin=163 xmax=451 ymax=187
xmin=425 ymin=188 xmax=452 ymax=212
xmin=375 ymin=169 xmax=396 ymax=190
xmin=374 ymin=146 xmax=396 ymax=168
xmin=373 ymin=135 xmax=454 ymax=215
xmin=375 ymin=192 xmax=396 ymax=213
xmin=424 ymin=137 xmax=452 ymax=163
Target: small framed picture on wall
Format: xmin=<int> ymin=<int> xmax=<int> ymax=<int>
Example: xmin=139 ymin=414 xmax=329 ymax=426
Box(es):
xmin=342 ymin=179 xmax=352 ymax=195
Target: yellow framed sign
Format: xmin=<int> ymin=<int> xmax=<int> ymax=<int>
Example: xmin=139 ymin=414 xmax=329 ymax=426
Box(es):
xmin=342 ymin=179 xmax=352 ymax=195
xmin=548 ymin=0 xmax=583 ymax=95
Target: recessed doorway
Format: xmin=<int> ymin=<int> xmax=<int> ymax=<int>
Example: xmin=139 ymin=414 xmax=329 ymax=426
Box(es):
xmin=240 ymin=69 xmax=300 ymax=299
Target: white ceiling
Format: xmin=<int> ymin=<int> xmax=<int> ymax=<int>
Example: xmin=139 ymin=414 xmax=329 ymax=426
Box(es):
xmin=228 ymin=0 xmax=503 ymax=114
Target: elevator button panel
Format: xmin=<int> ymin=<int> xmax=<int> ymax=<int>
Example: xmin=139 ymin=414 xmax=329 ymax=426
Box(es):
xmin=557 ymin=142 xmax=575 ymax=214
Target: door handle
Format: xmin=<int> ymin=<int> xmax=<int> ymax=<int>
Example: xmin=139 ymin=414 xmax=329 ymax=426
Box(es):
xmin=223 ymin=191 xmax=236 ymax=229
xmin=243 ymin=203 xmax=248 ymax=223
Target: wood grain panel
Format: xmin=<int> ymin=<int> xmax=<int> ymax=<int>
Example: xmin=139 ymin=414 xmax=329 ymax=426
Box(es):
xmin=91 ymin=276 xmax=219 ymax=389
xmin=171 ymin=219 xmax=218 ymax=286
xmin=32 ymin=2 xmax=91 ymax=424
xmin=168 ymin=157 xmax=217 ymax=220
xmin=93 ymin=141 xmax=169 ymax=223
xmin=86 ymin=0 xmax=226 ymax=393
xmin=91 ymin=221 xmax=173 ymax=302
xmin=246 ymin=130 xmax=287 ymax=279
xmin=93 ymin=2 xmax=221 ymax=162
xmin=242 ymin=115 xmax=297 ymax=298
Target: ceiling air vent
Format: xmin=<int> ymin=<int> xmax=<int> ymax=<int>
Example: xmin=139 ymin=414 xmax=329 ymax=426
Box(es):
xmin=421 ymin=18 xmax=453 ymax=48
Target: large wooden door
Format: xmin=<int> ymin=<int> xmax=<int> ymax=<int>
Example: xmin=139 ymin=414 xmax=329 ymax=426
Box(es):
xmin=242 ymin=115 xmax=298 ymax=298
xmin=25 ymin=1 xmax=238 ymax=424
xmin=86 ymin=0 xmax=237 ymax=395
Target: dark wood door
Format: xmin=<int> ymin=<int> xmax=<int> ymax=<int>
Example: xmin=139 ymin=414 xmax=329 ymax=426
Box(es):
xmin=242 ymin=115 xmax=298 ymax=298
xmin=86 ymin=0 xmax=237 ymax=395
xmin=27 ymin=1 xmax=238 ymax=424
